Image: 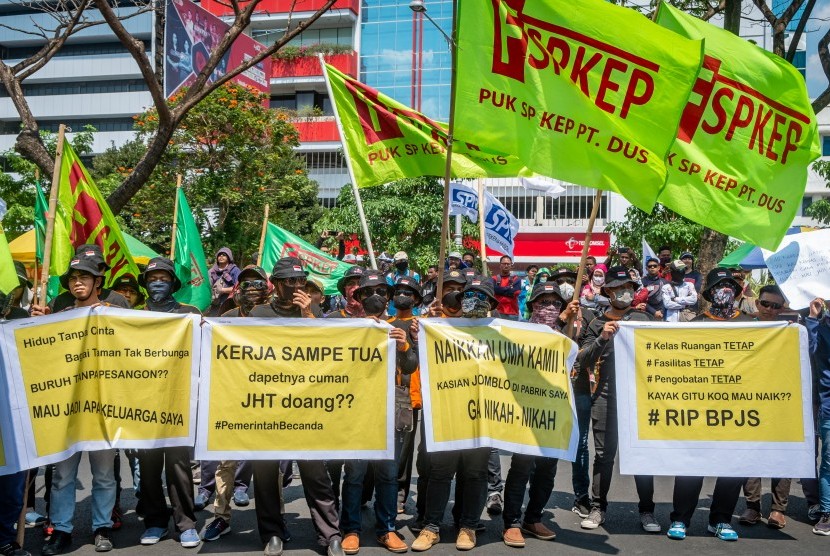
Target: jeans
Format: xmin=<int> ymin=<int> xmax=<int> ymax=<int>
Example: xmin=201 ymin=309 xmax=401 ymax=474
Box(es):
xmin=819 ymin=416 xmax=830 ymax=512
xmin=502 ymin=454 xmax=558 ymax=528
xmin=572 ymin=390 xmax=592 ymax=501
xmin=341 ymin=459 xmax=398 ymax=535
xmin=0 ymin=471 xmax=26 ymax=545
xmin=488 ymin=448 xmax=504 ymax=494
xmin=51 ymin=450 xmax=116 ymax=533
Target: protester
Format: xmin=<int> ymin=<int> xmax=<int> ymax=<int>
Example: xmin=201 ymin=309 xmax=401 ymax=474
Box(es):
xmin=728 ymin=267 xmax=757 ymax=315
xmin=111 ymin=275 xmax=145 ymax=309
xmin=666 ymin=268 xmax=754 ymax=542
xmin=30 ymin=253 xmax=118 ymax=554
xmin=305 ymin=276 xmax=326 ymax=308
xmin=583 ymin=256 xmax=597 ymax=283
xmin=208 ymin=247 xmax=241 ymax=315
xmin=518 ymin=264 xmax=538 ymax=320
xmin=533 ymin=267 xmax=551 ymax=285
xmin=462 ymin=252 xmax=477 ymax=269
xmin=580 ymin=265 xmax=609 ymax=311
xmin=446 ymin=251 xmax=464 ymax=271
xmin=386 ymin=251 xmax=421 ymax=317
xmin=492 ymin=255 xmax=521 ymax=321
xmin=316 ymin=230 xmax=346 ymax=259
xmin=551 ymin=267 xmax=577 ymax=302
xmin=657 ymin=245 xmax=673 ymax=279
xmin=638 ymin=257 xmax=665 ymax=319
xmin=604 ymin=246 xmax=638 ymax=272
xmin=806 ymin=297 xmax=830 ymax=536
xmin=248 ymin=257 xmax=343 ymax=556
xmin=502 ymin=282 xmax=580 ymax=548
xmin=420 ymin=265 xmax=439 ymax=310
xmin=577 ymin=266 xmax=657 ymax=533
xmin=49 ymin=245 xmax=130 ymax=312
xmin=661 ymin=261 xmax=697 ymax=322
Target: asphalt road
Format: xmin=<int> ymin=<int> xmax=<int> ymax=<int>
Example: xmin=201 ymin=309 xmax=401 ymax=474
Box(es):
xmin=21 ymin=450 xmax=827 ymax=555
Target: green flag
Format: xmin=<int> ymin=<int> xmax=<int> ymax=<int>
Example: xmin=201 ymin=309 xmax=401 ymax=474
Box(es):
xmin=454 ymin=0 xmax=704 ymax=211
xmin=261 ymin=222 xmax=352 ymax=296
xmin=324 ymin=62 xmax=533 ymax=188
xmin=0 ymin=223 xmax=19 ymax=295
xmin=655 ymin=3 xmax=821 ymax=250
xmin=34 ymin=183 xmax=47 ymax=262
xmin=172 ymin=188 xmax=211 ymax=310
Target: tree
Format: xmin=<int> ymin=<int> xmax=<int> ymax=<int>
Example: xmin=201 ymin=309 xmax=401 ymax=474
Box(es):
xmin=805 ymin=160 xmax=830 ymax=224
xmin=0 ymin=0 xmax=338 ymax=212
xmin=605 ymin=204 xmax=705 ymax=257
xmin=92 ymin=83 xmax=322 ymax=260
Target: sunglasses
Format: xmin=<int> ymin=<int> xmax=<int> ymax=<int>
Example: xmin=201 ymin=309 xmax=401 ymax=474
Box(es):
xmin=758 ymin=299 xmax=783 ymax=310
xmin=362 ymin=286 xmax=389 ymax=298
xmin=282 ymin=277 xmax=307 ymax=287
xmin=395 ymin=289 xmax=415 ymax=297
xmin=240 ymin=280 xmax=268 ymax=291
xmin=646 ymin=264 xmax=659 ymax=269
xmin=536 ymin=299 xmax=563 ymax=309
xmin=463 ymin=291 xmax=488 ymax=301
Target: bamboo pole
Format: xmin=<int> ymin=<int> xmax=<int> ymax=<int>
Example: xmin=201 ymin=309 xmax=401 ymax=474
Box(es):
xmin=566 ymin=189 xmax=603 ymax=339
xmin=170 ymin=174 xmax=182 ymax=258
xmin=258 ymin=204 xmax=270 ymax=258
xmin=35 ymin=124 xmax=66 ymax=307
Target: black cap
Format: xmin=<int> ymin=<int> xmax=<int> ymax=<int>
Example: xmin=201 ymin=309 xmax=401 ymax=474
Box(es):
xmin=702 ymin=267 xmax=741 ymax=302
xmin=337 ymin=266 xmax=365 ymax=295
xmin=551 ymin=267 xmax=577 ymax=282
xmin=603 ymin=265 xmax=638 ymax=289
xmin=270 ymin=257 xmax=308 ymax=281
xmin=442 ymin=270 xmax=468 ymax=286
xmin=139 ymin=257 xmax=182 ymax=293
xmin=353 ymin=272 xmax=393 ymax=301
xmin=59 ymin=253 xmax=106 ymax=289
xmin=13 ymin=261 xmax=32 ymax=288
xmin=75 ymin=244 xmax=110 ymax=271
xmin=464 ymin=275 xmax=498 ymax=310
xmin=528 ymin=281 xmax=566 ymax=305
xmin=238 ymin=265 xmax=268 ymax=284
xmin=112 ymin=274 xmax=145 ymax=304
xmin=394 ymin=275 xmax=423 ymax=303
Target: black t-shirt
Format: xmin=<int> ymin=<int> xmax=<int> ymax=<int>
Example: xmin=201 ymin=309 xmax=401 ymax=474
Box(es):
xmin=692 ymin=311 xmax=755 ymax=323
xmin=51 ymin=288 xmax=130 ymax=312
xmin=144 ymin=303 xmax=201 ymax=315
xmin=2 ymin=306 xmax=29 ymax=320
xmin=248 ymin=303 xmax=304 ymax=319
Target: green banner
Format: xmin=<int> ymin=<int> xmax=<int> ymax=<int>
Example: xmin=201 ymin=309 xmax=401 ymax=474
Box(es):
xmin=324 ymin=63 xmax=533 ymax=188
xmin=655 ymin=3 xmax=820 ymax=250
xmin=260 ymin=222 xmax=351 ymax=296
xmin=173 ymin=188 xmax=211 ymax=310
xmin=454 ymin=0 xmax=703 ymax=211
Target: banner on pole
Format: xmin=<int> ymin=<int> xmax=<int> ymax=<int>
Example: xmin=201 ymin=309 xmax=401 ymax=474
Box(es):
xmin=418 ymin=318 xmax=578 ymax=460
xmin=763 ymin=229 xmax=830 ymax=310
xmin=0 ymin=308 xmax=199 ymax=472
xmin=197 ymin=318 xmax=395 ymax=460
xmin=454 ymin=0 xmax=704 ymax=211
xmin=173 ymin=188 xmax=211 ymax=310
xmin=615 ymin=321 xmax=814 ymax=477
xmin=448 ymin=182 xmax=520 ymax=257
xmin=654 ymin=3 xmax=821 ymax=250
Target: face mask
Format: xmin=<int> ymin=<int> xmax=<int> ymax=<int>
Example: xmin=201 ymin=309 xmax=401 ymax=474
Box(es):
xmin=592 ymin=275 xmax=604 ymax=286
xmin=530 ymin=304 xmax=561 ymax=329
xmin=462 ymin=297 xmax=490 ymax=318
xmin=393 ymin=294 xmax=415 ymax=310
xmin=711 ymin=286 xmax=735 ymax=307
xmin=147 ymin=281 xmax=173 ymax=303
xmin=659 ymin=255 xmax=671 ymax=264
xmin=361 ymin=294 xmax=387 ymax=316
xmin=277 ymin=284 xmax=297 ymax=303
xmin=559 ymin=283 xmax=574 ymax=300
xmin=609 ymin=289 xmax=634 ymax=309
xmin=395 ymin=261 xmax=408 ymax=272
xmin=538 ymin=276 xmax=548 ymax=283
xmin=442 ymin=291 xmax=462 ymax=310
xmin=237 ymin=288 xmax=267 ymax=314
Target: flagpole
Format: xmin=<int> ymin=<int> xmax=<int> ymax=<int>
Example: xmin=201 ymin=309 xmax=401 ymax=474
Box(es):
xmin=477 ymin=178 xmax=488 ymax=277
xmin=170 ymin=174 xmax=182 ymax=259
xmin=318 ymin=54 xmax=378 ymax=270
xmin=36 ymin=123 xmax=66 ymax=307
xmin=258 ymin=203 xmax=270 ymax=257
xmin=566 ymin=189 xmax=603 ymax=339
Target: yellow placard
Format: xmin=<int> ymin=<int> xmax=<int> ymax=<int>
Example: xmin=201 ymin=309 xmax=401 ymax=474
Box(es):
xmin=14 ymin=313 xmax=194 ymax=457
xmin=422 ymin=321 xmax=576 ymax=455
xmin=205 ymin=323 xmax=390 ymax=454
xmin=634 ymin=326 xmax=802 ymax=442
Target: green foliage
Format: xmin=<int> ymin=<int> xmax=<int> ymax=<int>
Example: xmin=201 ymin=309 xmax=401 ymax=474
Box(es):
xmin=605 ymin=203 xmax=705 ymax=256
xmin=805 ymin=160 xmax=830 ymax=225
xmin=0 ymin=126 xmax=95 ymax=239
xmin=317 ymin=177 xmax=478 ymax=273
xmin=274 ymin=43 xmax=353 ymax=61
xmin=92 ymin=83 xmax=322 ymax=260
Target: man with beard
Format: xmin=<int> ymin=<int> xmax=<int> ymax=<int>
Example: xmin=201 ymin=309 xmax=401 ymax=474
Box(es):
xmin=199 ymin=266 xmax=270 ymax=543
xmin=334 ymin=273 xmax=415 ymax=554
xmin=666 ymin=269 xmax=753 ymax=542
xmin=577 ymin=267 xmax=657 ymax=533
xmin=135 ymin=258 xmax=201 ymax=550
xmin=247 ymin=258 xmax=343 ymax=556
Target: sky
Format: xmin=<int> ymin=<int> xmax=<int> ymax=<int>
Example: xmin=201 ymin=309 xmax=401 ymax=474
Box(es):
xmin=805 ymin=2 xmax=829 ymax=100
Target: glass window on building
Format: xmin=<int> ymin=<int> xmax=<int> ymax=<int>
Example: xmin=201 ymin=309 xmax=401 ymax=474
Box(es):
xmin=823 ymin=135 xmax=830 ymax=157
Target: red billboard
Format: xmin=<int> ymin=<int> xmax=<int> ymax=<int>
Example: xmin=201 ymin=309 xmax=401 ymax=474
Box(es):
xmin=464 ymin=232 xmax=612 ymax=263
xmin=164 ymin=0 xmax=271 ymax=97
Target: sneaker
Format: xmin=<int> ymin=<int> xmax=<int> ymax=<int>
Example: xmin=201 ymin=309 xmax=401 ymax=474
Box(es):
xmin=0 ymin=541 xmax=31 ymax=556
xmin=707 ymin=523 xmax=739 ymax=541
xmin=502 ymin=527 xmax=525 ymax=548
xmin=25 ymin=510 xmax=46 ymax=525
xmin=411 ymin=529 xmax=439 ymax=552
xmin=140 ymin=527 xmax=169 ymax=545
xmin=814 ymin=514 xmax=830 ymax=536
xmin=640 ymin=512 xmax=661 ymax=533
xmin=521 ymin=521 xmax=556 ymax=540
xmin=41 ymin=530 xmax=72 ymax=556
xmin=667 ymin=521 xmax=686 ymax=540
xmin=233 ymin=489 xmax=250 ymax=507
xmin=93 ymin=528 xmax=113 ymax=552
xmin=110 ymin=506 xmax=123 ymax=531
xmin=486 ymin=492 xmax=503 ymax=515
xmin=194 ymin=492 xmax=209 ymax=511
xmin=808 ymin=504 xmax=822 ymax=523
xmin=376 ymin=532 xmax=408 ymax=553
xmin=203 ymin=518 xmax=231 ymax=541
xmin=571 ymin=497 xmax=591 ymax=519
xmin=455 ymin=528 xmax=476 ymax=551
xmin=580 ymin=508 xmax=605 ymax=530
xmin=180 ymin=528 xmax=201 ymax=548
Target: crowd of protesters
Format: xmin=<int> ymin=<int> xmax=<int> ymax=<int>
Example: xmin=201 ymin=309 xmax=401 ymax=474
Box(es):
xmin=0 ymin=239 xmax=828 ymax=556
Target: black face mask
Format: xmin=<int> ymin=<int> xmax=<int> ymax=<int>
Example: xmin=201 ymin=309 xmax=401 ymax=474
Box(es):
xmin=361 ymin=294 xmax=387 ymax=316
xmin=393 ymin=295 xmax=414 ymax=310
xmin=277 ymin=284 xmax=297 ymax=303
xmin=442 ymin=291 xmax=462 ymax=310
xmin=147 ymin=281 xmax=173 ymax=303
xmin=395 ymin=261 xmax=408 ymax=272
xmin=659 ymin=255 xmax=671 ymax=265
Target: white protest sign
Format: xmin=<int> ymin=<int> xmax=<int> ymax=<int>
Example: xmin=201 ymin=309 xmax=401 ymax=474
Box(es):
xmin=763 ymin=229 xmax=830 ymax=309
